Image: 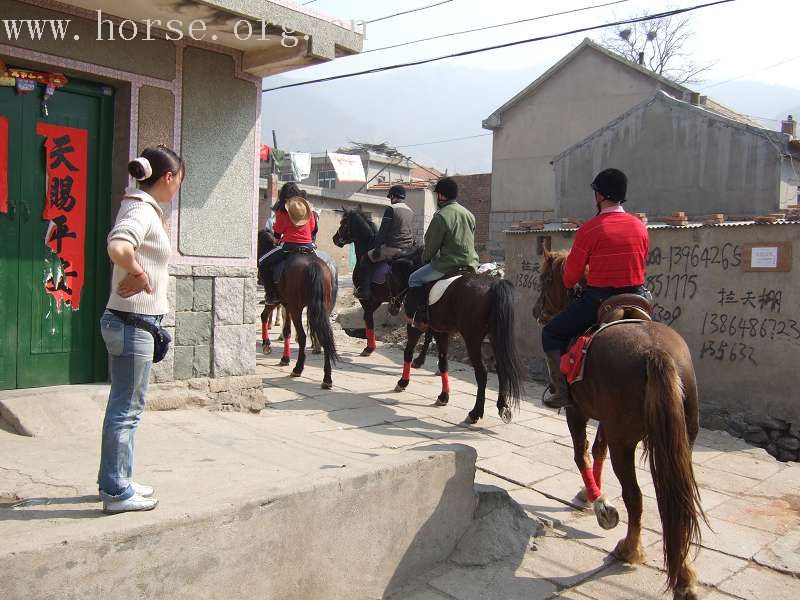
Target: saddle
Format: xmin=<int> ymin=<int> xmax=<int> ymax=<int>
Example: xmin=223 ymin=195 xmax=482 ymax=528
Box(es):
xmin=561 ymin=294 xmax=653 ymax=385
xmin=597 ymin=293 xmax=653 ymax=324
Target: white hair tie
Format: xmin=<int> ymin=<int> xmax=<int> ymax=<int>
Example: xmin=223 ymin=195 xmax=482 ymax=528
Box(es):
xmin=132 ymin=157 xmax=152 ymax=180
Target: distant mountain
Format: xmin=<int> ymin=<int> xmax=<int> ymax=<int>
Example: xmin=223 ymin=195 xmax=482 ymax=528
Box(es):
xmin=261 ymin=65 xmax=800 ymax=174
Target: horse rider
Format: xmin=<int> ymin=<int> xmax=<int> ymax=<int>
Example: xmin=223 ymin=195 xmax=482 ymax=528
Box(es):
xmin=405 ymin=177 xmax=479 ymax=324
xmin=259 ymin=182 xmax=317 ymax=305
xmin=541 ymin=168 xmax=650 ymax=408
xmin=354 ymin=184 xmax=416 ymax=302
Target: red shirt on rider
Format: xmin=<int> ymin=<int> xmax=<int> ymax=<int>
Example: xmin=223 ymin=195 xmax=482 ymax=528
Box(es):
xmin=563 ymin=205 xmax=648 ymax=289
xmin=274 ymin=208 xmax=316 ymax=245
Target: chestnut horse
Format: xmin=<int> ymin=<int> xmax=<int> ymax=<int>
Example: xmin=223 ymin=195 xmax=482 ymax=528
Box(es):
xmin=533 ymin=250 xmax=706 ymax=600
xmin=398 ymin=274 xmax=524 ymax=424
xmin=257 ymin=229 xmax=338 ymax=388
xmin=332 ymin=208 xmax=434 ymax=364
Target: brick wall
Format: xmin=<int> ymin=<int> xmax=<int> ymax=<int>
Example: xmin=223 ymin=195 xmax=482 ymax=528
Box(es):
xmin=452 ymin=174 xmax=491 ymax=257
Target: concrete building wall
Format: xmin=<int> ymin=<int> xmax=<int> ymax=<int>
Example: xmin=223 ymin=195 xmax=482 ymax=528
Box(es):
xmin=554 ymin=95 xmax=789 ymax=220
xmin=505 ymin=223 xmax=800 ymax=438
xmin=179 ymin=47 xmax=257 ymax=259
xmin=452 ymin=174 xmax=491 ymax=257
xmin=487 ymin=45 xmax=684 ymax=257
xmin=780 ymin=160 xmax=800 ymax=208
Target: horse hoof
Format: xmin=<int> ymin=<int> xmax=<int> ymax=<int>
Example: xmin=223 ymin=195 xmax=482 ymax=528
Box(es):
xmin=499 ymin=406 xmax=513 ymax=424
xmin=612 ymin=537 xmax=646 ymax=565
xmin=279 ymin=357 xmax=291 ymax=367
xmin=673 ymin=586 xmax=700 ymax=600
xmin=574 ymin=488 xmax=591 ymax=507
xmin=262 ymin=344 xmax=272 ymax=355
xmin=395 ymin=379 xmax=409 ymax=393
xmin=435 ymin=393 xmax=449 ymax=406
xmin=361 ymin=347 xmax=375 ymax=357
xmin=465 ymin=413 xmax=480 ymax=425
xmin=321 ymin=381 xmax=333 ymax=390
xmin=594 ymin=495 xmax=620 ymax=530
xmin=290 ymin=370 xmax=302 ymax=378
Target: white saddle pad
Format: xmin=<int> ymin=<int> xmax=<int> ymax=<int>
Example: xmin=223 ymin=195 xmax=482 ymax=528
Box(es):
xmin=429 ymin=275 xmax=462 ymax=306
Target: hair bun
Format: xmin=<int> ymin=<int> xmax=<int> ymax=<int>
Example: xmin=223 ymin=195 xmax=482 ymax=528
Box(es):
xmin=129 ymin=157 xmax=153 ymax=181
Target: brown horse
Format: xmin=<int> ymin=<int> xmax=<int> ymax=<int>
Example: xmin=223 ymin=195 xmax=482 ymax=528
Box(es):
xmin=533 ymin=250 xmax=706 ymax=600
xmin=397 ymin=274 xmax=524 ymax=425
xmin=257 ymin=230 xmax=338 ymax=388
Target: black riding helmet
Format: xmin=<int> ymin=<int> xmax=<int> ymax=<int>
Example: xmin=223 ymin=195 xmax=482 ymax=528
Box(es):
xmin=387 ymin=184 xmax=406 ymax=200
xmin=590 ymin=168 xmax=628 ymax=203
xmin=433 ymin=177 xmax=458 ymax=201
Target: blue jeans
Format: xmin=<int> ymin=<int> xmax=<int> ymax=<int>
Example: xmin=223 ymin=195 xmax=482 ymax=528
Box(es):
xmin=97 ymin=310 xmax=161 ymax=502
xmin=409 ymin=263 xmax=444 ymax=288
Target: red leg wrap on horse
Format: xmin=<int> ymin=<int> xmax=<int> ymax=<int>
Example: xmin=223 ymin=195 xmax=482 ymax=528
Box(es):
xmin=593 ymin=459 xmax=604 ymax=490
xmin=366 ymin=328 xmax=376 ymax=349
xmin=283 ymin=337 xmax=291 ymax=359
xmin=402 ymin=361 xmax=411 ymax=380
xmin=441 ymin=371 xmax=450 ymax=394
xmin=262 ymin=322 xmax=269 ymax=341
xmin=580 ymin=468 xmax=601 ymax=502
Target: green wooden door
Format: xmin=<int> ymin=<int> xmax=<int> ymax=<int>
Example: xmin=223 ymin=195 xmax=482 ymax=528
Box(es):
xmin=0 ymin=78 xmax=113 ymax=390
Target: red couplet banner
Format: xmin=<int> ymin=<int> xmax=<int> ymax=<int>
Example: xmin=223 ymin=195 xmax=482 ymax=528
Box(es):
xmin=0 ymin=116 xmax=8 ymax=214
xmin=36 ymin=122 xmax=88 ymax=310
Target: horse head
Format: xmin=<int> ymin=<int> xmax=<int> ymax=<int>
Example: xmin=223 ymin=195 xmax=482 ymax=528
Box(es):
xmin=332 ymin=208 xmax=376 ymax=249
xmin=532 ymin=249 xmax=571 ymax=324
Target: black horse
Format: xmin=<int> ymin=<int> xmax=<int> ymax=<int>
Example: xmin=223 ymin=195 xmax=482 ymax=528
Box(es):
xmin=333 ymin=208 xmax=433 ymax=363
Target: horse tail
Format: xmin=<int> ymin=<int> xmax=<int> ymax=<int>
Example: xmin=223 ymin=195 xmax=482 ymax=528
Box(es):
xmin=643 ymin=348 xmax=705 ymax=591
xmin=305 ymin=260 xmax=339 ymax=364
xmin=488 ymin=279 xmax=524 ymax=409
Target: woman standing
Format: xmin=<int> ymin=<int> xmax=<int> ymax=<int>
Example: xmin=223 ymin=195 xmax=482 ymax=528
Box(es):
xmin=98 ymin=145 xmax=184 ymax=514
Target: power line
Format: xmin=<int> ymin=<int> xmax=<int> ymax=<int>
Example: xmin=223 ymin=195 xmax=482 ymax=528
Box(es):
xmin=700 ymin=54 xmax=800 ymax=90
xmin=366 ymin=0 xmax=455 ymax=25
xmin=262 ymin=1 xmax=736 ymax=93
xmin=362 ymin=0 xmax=631 ymax=55
xmin=301 ymin=1 xmax=318 ymax=5
xmin=397 ymin=133 xmax=493 ymax=148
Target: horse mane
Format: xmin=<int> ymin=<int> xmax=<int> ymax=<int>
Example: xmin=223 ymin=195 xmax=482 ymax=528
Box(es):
xmin=348 ymin=207 xmax=378 ymax=237
xmin=544 ymin=249 xmax=569 ymax=272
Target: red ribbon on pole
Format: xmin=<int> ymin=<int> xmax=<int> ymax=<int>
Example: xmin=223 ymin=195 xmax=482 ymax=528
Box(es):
xmin=36 ymin=122 xmax=87 ymax=310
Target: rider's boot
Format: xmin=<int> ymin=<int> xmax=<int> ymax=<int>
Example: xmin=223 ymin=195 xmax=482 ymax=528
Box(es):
xmin=354 ymin=261 xmax=373 ymax=302
xmin=405 ymin=286 xmax=429 ymax=328
xmin=544 ymin=350 xmax=572 ymax=408
xmin=264 ymin=271 xmax=280 ymax=305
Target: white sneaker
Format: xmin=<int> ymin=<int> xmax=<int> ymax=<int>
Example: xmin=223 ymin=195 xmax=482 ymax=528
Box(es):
xmin=103 ymin=493 xmax=158 ymax=514
xmin=131 ymin=481 xmax=155 ymax=498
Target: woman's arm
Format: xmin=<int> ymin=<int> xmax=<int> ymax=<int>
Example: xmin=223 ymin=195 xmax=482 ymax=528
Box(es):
xmin=108 ymin=239 xmax=152 ymax=297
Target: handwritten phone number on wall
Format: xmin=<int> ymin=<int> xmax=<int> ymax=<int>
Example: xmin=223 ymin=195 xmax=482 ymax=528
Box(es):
xmin=701 ymin=312 xmax=800 ymax=341
xmin=699 ymin=339 xmax=758 ymax=365
xmin=645 ymin=273 xmax=697 ymax=301
xmin=647 ymin=244 xmax=742 ymax=273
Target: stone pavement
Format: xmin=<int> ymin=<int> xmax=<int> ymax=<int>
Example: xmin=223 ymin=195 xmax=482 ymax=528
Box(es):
xmin=2 ymin=329 xmax=799 ymax=599
xmin=254 ymin=332 xmax=800 ymax=600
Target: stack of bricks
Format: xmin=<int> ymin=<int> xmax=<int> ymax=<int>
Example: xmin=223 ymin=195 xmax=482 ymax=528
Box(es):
xmin=703 ymin=213 xmax=725 ymax=225
xmin=754 ymin=213 xmax=786 ymax=224
xmin=634 ymin=213 xmax=647 ymax=225
xmin=664 ymin=211 xmax=689 ymax=226
xmin=784 ymin=205 xmax=800 ymax=221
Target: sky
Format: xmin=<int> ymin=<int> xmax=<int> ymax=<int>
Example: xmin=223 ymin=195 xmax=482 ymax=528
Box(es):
xmin=261 ymin=0 xmax=800 ymax=173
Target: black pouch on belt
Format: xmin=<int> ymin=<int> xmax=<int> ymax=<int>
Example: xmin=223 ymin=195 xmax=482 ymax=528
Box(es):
xmin=109 ymin=310 xmax=172 ymax=363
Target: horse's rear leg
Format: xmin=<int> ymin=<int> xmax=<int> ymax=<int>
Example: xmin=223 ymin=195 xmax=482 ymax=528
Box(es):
xmin=261 ymin=306 xmax=272 ymax=354
xmin=433 ymin=332 xmax=450 ymax=406
xmin=465 ymin=333 xmax=488 ymax=425
xmin=290 ymin=313 xmax=307 ymax=377
xmin=279 ymin=317 xmax=291 ymax=367
xmin=609 ymin=443 xmax=646 ymax=565
xmin=396 ymin=325 xmax=423 ymax=392
xmin=362 ymin=305 xmax=377 ymax=357
xmin=412 ymin=330 xmax=433 ymax=369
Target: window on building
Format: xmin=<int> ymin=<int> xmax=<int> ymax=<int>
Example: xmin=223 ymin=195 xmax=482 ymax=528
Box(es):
xmin=318 ymin=169 xmax=337 ymax=189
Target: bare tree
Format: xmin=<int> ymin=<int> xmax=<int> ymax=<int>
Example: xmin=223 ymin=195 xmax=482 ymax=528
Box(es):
xmin=600 ymin=12 xmax=715 ymax=85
